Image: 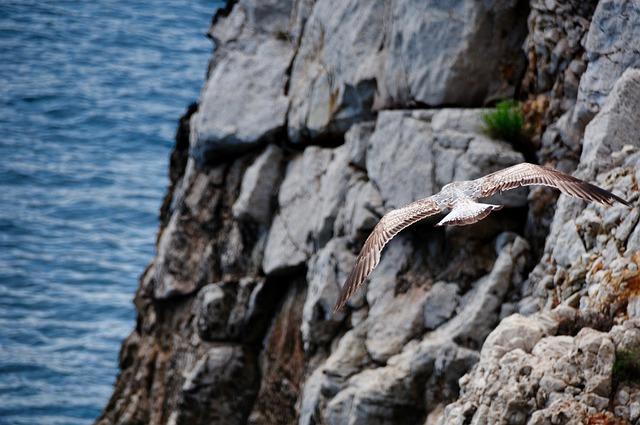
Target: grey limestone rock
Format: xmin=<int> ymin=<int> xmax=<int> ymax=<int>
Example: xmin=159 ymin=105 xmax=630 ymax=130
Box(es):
xmin=440 ymin=309 xmax=623 ymax=424
xmin=366 ymin=109 xmax=527 ymax=211
xmin=190 ymin=36 xmax=292 ymax=162
xmin=479 ymin=313 xmax=558 ymax=362
xmin=522 ymin=0 xmax=597 ymax=113
xmin=261 ymin=146 xmax=332 ymax=274
xmin=542 ymin=2 xmax=640 ymax=157
xmin=237 ymin=0 xmax=293 ymax=34
xmin=168 ymin=345 xmax=258 ymax=425
xmin=287 ymin=0 xmax=528 ymax=144
xmin=333 ymin=175 xmax=383 ymax=239
xmin=363 ymin=235 xmax=413 ymax=314
xmin=573 ymin=1 xmax=640 ymax=128
xmin=423 ymin=282 xmax=460 ymax=331
xmin=378 ymin=0 xmax=528 ymax=108
xmin=190 ymin=3 xmax=294 ymax=163
xmin=194 ymin=282 xmax=233 ymax=341
xmin=302 ymin=238 xmax=353 ymax=350
xmin=365 ymin=281 xmax=430 ymax=363
xmin=366 ymin=110 xmax=437 ymax=210
xmin=299 ymin=237 xmax=529 ymax=425
xmin=262 ymin=144 xmax=352 ymax=275
xmin=580 ymin=68 xmax=640 ymax=178
xmin=332 ymin=121 xmax=383 ymax=240
xmin=298 ymin=326 xmax=372 ymax=425
xmin=345 ymin=121 xmax=374 ymax=170
xmin=436 ymin=236 xmax=531 ymax=350
xmin=232 ymin=144 xmax=285 ymax=226
xmin=154 ymin=200 xmax=214 ymax=299
xmin=193 ymin=278 xmax=266 ymax=342
xmin=287 ymin=0 xmax=384 ymax=143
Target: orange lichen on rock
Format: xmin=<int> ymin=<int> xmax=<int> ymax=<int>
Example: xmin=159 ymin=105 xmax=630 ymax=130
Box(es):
xmin=585 ymin=411 xmax=630 ymax=425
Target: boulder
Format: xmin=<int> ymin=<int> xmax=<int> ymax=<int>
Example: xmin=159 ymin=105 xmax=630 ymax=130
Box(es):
xmin=190 ymin=3 xmax=294 ymax=163
xmin=378 ymin=0 xmax=528 ymax=108
xmin=262 ymin=145 xmax=352 ymax=274
xmin=232 ymin=145 xmax=285 ymax=226
xmin=439 ymin=310 xmax=636 ymax=424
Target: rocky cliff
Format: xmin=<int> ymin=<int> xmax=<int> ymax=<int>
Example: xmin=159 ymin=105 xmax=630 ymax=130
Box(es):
xmin=98 ymin=1 xmax=640 ymax=424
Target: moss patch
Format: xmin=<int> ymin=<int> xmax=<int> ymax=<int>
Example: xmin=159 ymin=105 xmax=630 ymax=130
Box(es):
xmin=613 ymin=347 xmax=640 ymax=383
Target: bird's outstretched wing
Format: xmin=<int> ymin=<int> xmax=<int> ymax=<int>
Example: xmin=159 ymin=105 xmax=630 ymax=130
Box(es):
xmin=476 ymin=163 xmax=631 ymax=206
xmin=333 ymin=197 xmax=445 ymax=312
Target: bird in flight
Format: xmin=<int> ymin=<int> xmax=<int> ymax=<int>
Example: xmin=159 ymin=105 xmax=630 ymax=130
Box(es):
xmin=334 ymin=162 xmax=631 ymax=312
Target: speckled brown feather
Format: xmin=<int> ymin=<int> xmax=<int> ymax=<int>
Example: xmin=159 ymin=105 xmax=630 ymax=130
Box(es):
xmin=333 ymin=198 xmax=444 ymax=312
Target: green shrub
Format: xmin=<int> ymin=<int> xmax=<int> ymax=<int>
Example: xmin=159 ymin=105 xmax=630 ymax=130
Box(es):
xmin=613 ymin=347 xmax=640 ymax=382
xmin=482 ymin=100 xmax=526 ymax=143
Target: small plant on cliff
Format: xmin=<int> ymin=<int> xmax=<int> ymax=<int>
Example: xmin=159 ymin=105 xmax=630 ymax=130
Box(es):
xmin=482 ymin=100 xmax=526 ymax=144
xmin=613 ymin=347 xmax=640 ymax=383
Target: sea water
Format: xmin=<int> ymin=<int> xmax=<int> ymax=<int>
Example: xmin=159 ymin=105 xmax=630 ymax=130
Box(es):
xmin=0 ymin=1 xmax=221 ymax=423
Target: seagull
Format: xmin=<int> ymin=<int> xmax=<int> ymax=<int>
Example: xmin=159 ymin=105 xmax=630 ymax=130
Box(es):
xmin=333 ymin=162 xmax=631 ymax=312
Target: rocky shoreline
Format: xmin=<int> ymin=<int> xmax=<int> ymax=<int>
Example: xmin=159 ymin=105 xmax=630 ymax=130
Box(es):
xmin=98 ymin=1 xmax=640 ymax=424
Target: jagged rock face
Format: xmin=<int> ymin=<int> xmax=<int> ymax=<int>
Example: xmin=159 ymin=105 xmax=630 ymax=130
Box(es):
xmin=99 ymin=2 xmax=640 ymax=425
xmin=441 ymin=309 xmax=640 ymax=424
xmin=574 ymin=1 xmax=640 ymax=128
xmin=190 ymin=0 xmax=530 ymax=159
xmin=521 ymin=0 xmax=598 ymax=116
xmin=376 ymin=0 xmax=529 ymax=109
xmin=524 ymin=69 xmax=640 ymax=318
xmin=189 ymin=3 xmax=294 ymax=164
xmin=531 ymin=0 xmax=640 ymax=168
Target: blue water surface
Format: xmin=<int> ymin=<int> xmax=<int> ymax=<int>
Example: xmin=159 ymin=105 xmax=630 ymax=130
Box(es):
xmin=0 ymin=1 xmax=222 ymax=423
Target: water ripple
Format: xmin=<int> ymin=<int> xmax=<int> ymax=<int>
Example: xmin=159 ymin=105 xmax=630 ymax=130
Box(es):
xmin=0 ymin=0 xmax=221 ymax=423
